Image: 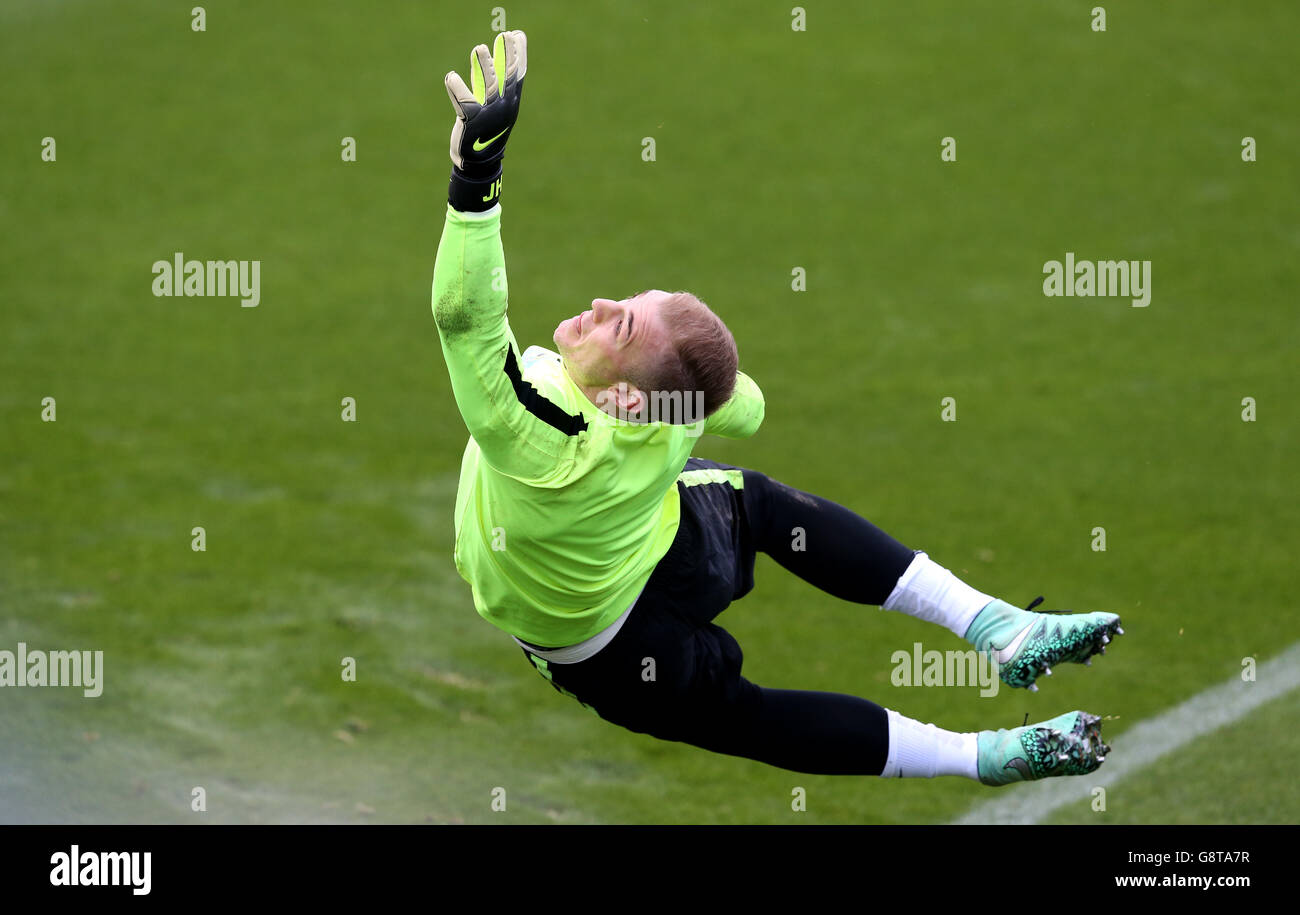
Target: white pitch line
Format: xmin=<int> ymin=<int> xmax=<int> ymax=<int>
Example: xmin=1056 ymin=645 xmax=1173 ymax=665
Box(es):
xmin=953 ymin=640 xmax=1300 ymax=825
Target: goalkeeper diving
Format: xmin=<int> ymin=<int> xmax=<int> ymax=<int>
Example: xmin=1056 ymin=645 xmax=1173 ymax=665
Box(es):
xmin=431 ymin=30 xmax=1124 ymax=786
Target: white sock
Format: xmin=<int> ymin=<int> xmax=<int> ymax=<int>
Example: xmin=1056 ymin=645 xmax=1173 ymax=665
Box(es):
xmin=880 ymin=708 xmax=979 ymax=780
xmin=882 ymin=551 xmax=995 ymax=638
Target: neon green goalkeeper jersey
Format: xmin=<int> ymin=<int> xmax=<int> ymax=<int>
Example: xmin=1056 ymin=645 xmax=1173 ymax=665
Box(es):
xmin=432 ymin=203 xmax=765 ymax=647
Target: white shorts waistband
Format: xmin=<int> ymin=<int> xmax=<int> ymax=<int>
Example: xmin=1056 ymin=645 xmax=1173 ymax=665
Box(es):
xmin=512 ymin=594 xmax=639 ymax=664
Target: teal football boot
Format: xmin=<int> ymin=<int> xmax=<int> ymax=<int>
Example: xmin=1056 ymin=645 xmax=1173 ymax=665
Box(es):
xmin=965 ymin=597 xmax=1123 ymax=690
xmin=977 ymin=711 xmax=1109 ymax=786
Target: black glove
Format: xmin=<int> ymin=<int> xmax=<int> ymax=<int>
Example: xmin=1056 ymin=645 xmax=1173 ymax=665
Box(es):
xmin=444 ymin=30 xmax=527 ymax=211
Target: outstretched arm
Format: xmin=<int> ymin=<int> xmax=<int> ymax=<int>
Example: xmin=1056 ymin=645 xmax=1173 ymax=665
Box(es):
xmin=432 ymin=31 xmax=574 ymax=482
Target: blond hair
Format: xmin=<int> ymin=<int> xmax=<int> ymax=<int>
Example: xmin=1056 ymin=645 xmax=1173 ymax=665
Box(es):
xmin=628 ymin=292 xmax=737 ymax=422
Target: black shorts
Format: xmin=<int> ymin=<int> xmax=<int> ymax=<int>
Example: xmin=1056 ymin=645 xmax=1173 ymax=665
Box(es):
xmin=517 ymin=456 xmax=911 ymax=775
xmin=521 ymin=457 xmax=763 ymax=743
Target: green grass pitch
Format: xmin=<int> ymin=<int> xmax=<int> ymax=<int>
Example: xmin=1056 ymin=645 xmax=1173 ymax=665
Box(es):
xmin=2 ymin=0 xmax=1297 ymax=824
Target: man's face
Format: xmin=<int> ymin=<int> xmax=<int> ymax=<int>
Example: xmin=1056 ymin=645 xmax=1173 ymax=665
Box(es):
xmin=553 ymin=289 xmax=675 ymax=396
